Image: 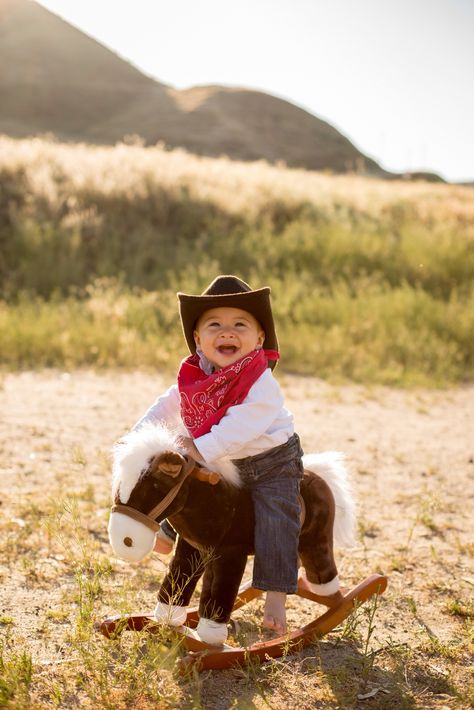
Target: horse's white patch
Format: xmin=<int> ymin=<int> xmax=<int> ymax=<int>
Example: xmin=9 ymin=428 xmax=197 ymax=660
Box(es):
xmin=302 ymin=452 xmax=356 ymax=548
xmin=207 ymin=457 xmax=242 ymax=488
xmin=196 ymin=617 xmax=228 ymax=644
xmin=154 ymin=602 xmax=187 ymax=626
xmin=112 ymin=422 xmax=241 ymax=504
xmin=108 ymin=511 xmax=155 ymax=562
xmin=299 ymin=568 xmax=341 ymax=595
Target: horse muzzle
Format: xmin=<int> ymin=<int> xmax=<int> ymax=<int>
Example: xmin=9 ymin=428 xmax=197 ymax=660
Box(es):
xmin=108 ymin=511 xmax=155 ymax=562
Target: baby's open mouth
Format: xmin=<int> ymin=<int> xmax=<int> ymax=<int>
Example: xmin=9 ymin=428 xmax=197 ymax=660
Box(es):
xmin=217 ymin=345 xmax=238 ymax=354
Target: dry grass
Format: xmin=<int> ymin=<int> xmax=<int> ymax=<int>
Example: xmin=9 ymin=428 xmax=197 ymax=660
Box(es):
xmin=1 ymin=135 xmax=473 ymax=222
xmin=1 ymin=371 xmax=472 ymax=708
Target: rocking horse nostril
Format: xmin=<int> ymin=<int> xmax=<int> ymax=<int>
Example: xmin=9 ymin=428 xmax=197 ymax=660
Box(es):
xmin=123 ymin=537 xmax=133 ymax=547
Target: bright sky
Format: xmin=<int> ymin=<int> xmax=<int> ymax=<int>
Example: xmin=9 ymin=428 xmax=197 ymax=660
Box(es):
xmin=37 ymin=0 xmax=474 ymax=182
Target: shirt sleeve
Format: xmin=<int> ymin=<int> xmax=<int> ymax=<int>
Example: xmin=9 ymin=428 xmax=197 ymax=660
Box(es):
xmin=132 ymin=384 xmax=181 ymax=430
xmin=193 ymin=370 xmax=284 ymax=461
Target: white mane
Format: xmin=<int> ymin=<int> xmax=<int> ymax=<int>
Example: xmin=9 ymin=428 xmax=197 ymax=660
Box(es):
xmin=112 ymin=422 xmax=241 ymax=504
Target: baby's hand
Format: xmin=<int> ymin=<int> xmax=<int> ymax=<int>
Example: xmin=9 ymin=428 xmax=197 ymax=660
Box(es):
xmin=179 ymin=436 xmax=205 ymax=464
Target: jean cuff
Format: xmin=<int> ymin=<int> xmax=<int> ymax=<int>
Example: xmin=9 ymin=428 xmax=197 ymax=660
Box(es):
xmin=253 ymin=581 xmax=298 ymax=594
xmin=159 ymin=519 xmax=177 ymax=542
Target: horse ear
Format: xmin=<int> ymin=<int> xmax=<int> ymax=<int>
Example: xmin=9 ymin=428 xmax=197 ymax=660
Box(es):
xmin=148 ymin=451 xmax=185 ymax=478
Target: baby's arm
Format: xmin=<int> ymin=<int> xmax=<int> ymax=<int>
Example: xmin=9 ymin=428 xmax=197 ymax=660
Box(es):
xmin=134 ymin=385 xmax=204 ymax=465
xmin=193 ymin=371 xmax=286 ymax=462
xmin=132 ymin=384 xmax=180 ymax=431
xmin=179 ymin=437 xmax=205 ymax=464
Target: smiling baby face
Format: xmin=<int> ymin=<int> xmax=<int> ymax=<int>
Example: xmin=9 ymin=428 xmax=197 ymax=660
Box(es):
xmin=193 ymin=307 xmax=265 ymax=370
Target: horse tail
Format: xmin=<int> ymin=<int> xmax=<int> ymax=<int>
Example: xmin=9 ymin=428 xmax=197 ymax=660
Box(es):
xmin=302 ymin=452 xmax=357 ymax=548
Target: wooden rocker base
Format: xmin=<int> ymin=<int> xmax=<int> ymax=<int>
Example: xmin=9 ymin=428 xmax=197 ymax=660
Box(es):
xmin=97 ymin=573 xmax=388 ymax=672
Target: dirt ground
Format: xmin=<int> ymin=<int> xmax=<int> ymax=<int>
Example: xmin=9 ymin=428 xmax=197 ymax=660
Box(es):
xmin=0 ymin=370 xmax=473 ymax=708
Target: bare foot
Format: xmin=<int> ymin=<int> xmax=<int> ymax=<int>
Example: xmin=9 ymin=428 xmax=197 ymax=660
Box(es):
xmin=153 ymin=536 xmax=173 ymax=555
xmin=263 ymin=591 xmax=287 ymax=634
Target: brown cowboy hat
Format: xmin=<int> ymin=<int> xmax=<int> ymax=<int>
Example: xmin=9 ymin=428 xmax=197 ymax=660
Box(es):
xmin=178 ymin=275 xmax=279 ymax=368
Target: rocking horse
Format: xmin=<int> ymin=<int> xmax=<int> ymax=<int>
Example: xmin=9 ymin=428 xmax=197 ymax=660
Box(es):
xmin=100 ymin=423 xmax=387 ymax=671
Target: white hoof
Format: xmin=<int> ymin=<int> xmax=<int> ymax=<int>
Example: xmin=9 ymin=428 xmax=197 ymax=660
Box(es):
xmin=154 ymin=601 xmax=187 ymax=626
xmin=300 ymin=569 xmax=340 ymax=595
xmin=196 ymin=617 xmax=228 ymax=645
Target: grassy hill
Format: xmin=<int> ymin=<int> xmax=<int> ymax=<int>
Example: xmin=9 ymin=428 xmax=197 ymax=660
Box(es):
xmin=0 ymin=0 xmax=386 ymax=175
xmin=0 ymin=135 xmax=472 ymax=384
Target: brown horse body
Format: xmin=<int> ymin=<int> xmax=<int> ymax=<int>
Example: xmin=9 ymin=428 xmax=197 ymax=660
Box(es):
xmin=111 ymin=441 xmax=347 ymax=630
xmin=104 ymin=427 xmax=390 ymax=667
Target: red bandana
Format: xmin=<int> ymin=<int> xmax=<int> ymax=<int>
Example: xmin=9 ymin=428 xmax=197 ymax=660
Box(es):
xmin=178 ymin=349 xmax=280 ymax=438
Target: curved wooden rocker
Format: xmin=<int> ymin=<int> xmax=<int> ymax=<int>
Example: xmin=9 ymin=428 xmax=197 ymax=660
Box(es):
xmin=98 ymin=574 xmax=387 ymax=672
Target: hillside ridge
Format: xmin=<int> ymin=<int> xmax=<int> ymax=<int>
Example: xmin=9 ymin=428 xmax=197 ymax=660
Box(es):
xmin=0 ymin=0 xmax=388 ymax=175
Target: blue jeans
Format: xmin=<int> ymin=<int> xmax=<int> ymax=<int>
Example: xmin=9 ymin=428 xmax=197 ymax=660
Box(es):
xmin=233 ymin=433 xmax=304 ymax=594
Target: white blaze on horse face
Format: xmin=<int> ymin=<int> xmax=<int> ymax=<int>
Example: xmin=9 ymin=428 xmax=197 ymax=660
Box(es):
xmin=107 ymin=512 xmax=155 ymax=562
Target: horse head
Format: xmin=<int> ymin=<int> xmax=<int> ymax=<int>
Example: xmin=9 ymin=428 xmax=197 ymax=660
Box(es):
xmin=108 ymin=449 xmax=190 ymax=561
xmin=108 ymin=424 xmax=221 ymax=562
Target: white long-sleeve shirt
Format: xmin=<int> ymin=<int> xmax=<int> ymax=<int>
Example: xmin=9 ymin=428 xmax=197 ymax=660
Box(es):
xmin=133 ymin=369 xmax=294 ymax=463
